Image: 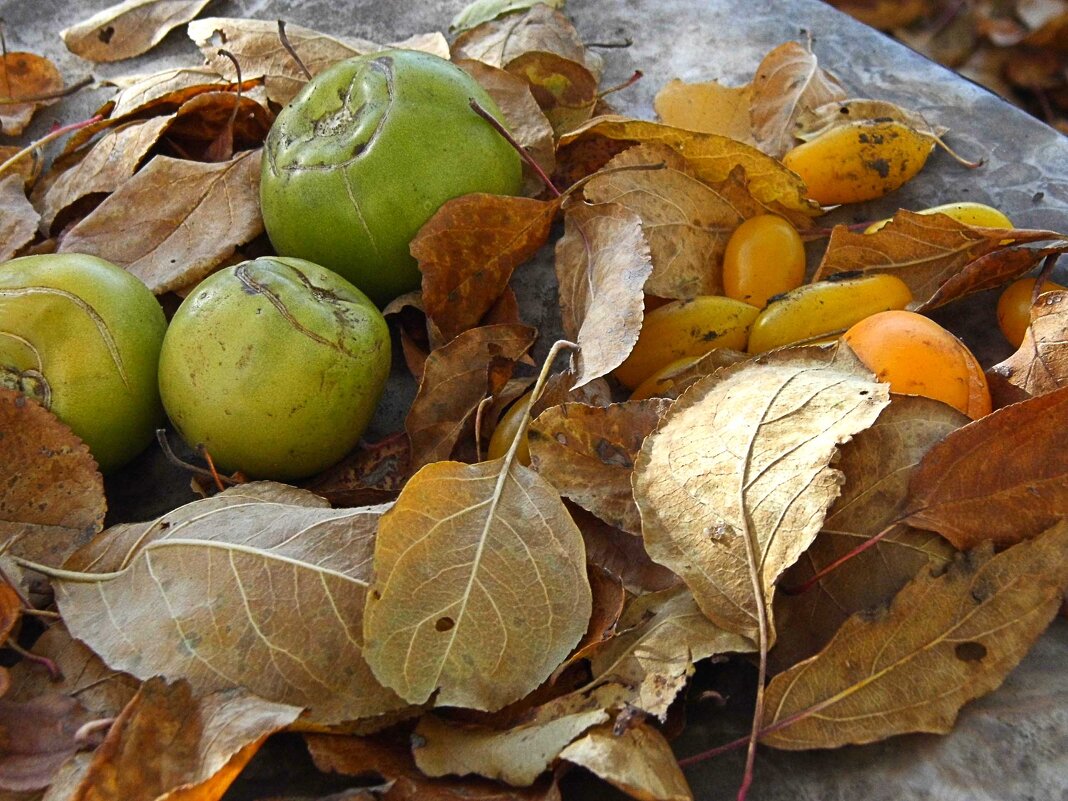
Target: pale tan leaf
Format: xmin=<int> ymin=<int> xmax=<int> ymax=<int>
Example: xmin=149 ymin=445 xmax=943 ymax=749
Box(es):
xmin=761 ymin=521 xmax=1068 ymax=749
xmin=559 ymin=722 xmax=693 ymax=801
xmin=61 ymin=0 xmax=212 ymax=62
xmin=451 ymin=0 xmax=567 ymax=34
xmin=582 ymin=587 xmax=753 ymax=719
xmin=528 ymin=399 xmax=671 ymax=535
xmin=583 ymin=145 xmax=772 ymax=299
xmin=57 ymin=150 xmax=263 ymax=294
xmin=653 ymin=79 xmax=755 ymax=143
xmin=40 ymin=117 xmax=172 ymax=233
xmin=106 ymin=67 xmax=244 ymax=119
xmin=0 ymin=174 xmax=40 ymax=261
xmin=51 ymin=482 xmax=404 ymax=725
xmin=451 ymin=5 xmax=586 ymax=69
xmin=633 ymin=355 xmax=890 ymax=640
xmin=989 ymin=289 xmax=1068 ymax=398
xmin=749 ymin=42 xmax=846 ymax=158
xmin=553 ymin=202 xmax=652 ymax=387
xmin=411 ymin=684 xmax=628 ymax=785
xmin=363 ymin=458 xmax=592 ymax=711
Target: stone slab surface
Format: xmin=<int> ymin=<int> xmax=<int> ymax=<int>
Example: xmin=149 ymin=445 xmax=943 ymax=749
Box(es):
xmin=2 ymin=0 xmax=1066 ymax=799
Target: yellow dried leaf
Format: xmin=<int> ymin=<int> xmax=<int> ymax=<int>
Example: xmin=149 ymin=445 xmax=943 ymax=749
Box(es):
xmin=654 ymin=79 xmax=754 ymax=143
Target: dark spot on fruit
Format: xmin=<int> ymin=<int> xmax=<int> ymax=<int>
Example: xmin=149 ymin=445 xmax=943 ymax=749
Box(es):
xmin=955 ymin=642 xmax=987 ymax=662
xmin=866 ymin=158 xmax=891 ymax=178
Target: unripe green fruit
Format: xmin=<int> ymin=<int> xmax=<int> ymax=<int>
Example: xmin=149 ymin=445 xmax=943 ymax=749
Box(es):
xmin=158 ymin=257 xmax=390 ymax=481
xmin=0 ymin=253 xmax=166 ymax=472
xmin=260 ymin=49 xmax=523 ymax=306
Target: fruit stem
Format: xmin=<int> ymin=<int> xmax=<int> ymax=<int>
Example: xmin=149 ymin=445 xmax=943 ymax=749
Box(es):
xmin=597 ymin=70 xmax=643 ymax=100
xmin=277 ymin=20 xmax=312 ymax=80
xmin=469 ymin=98 xmax=561 ymax=198
xmin=156 ymin=429 xmax=240 ymax=487
xmin=6 ymin=640 xmax=62 ymax=680
xmin=0 ymin=75 xmax=93 ymax=106
xmin=0 ymin=113 xmax=103 ymax=180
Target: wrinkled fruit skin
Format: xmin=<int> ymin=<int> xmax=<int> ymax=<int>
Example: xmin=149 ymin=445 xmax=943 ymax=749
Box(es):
xmin=261 ymin=49 xmax=523 ymax=306
xmin=158 ymin=257 xmax=391 ymax=480
xmin=0 ymin=253 xmax=166 ymax=472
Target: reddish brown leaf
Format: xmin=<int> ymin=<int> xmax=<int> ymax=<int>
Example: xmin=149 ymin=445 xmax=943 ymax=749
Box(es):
xmin=574 ymin=564 xmax=626 ymax=658
xmin=0 ymin=174 xmax=39 ymax=261
xmin=57 ymin=149 xmax=263 ymax=294
xmin=575 ymin=508 xmax=681 ymax=595
xmin=505 ymin=51 xmax=597 ymax=134
xmin=554 ymin=201 xmax=652 ymax=387
xmin=917 ymin=246 xmax=1067 ymax=312
xmin=165 ymin=91 xmax=273 ymax=161
xmin=905 ymin=387 xmax=1068 ymax=550
xmin=303 ymin=433 xmax=412 ymax=508
xmin=0 ymin=52 xmax=64 ymax=136
xmin=528 ymin=399 xmax=671 ymax=535
xmin=0 ymin=389 xmax=106 ymax=571
xmin=988 ymin=289 xmax=1068 ymax=400
xmin=67 ymin=677 xmax=301 ymax=801
xmin=61 ymin=0 xmax=213 ymax=62
xmin=414 ymin=195 xmax=559 ymax=342
xmin=0 ymin=693 xmax=90 ymax=792
xmin=406 ymin=324 xmax=537 ymax=469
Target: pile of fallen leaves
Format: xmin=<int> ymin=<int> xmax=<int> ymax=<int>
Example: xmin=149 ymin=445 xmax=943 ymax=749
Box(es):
xmin=1 ymin=1 xmax=1067 ymax=800
xmin=826 ymin=0 xmax=1068 ymax=134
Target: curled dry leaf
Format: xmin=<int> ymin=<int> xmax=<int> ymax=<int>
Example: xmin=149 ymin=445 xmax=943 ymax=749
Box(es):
xmin=988 ymin=289 xmax=1068 ymax=400
xmin=61 ymin=0 xmax=213 ymax=62
xmin=583 ymin=145 xmax=771 ymax=299
xmin=0 ymin=174 xmax=40 ymax=261
xmin=413 ymin=195 xmax=560 ymax=343
xmin=0 ymin=388 xmax=105 ymax=571
xmin=57 ymin=149 xmax=264 ymax=294
xmin=581 ymin=587 xmax=753 ymax=719
xmin=653 ymin=79 xmax=755 ymax=144
xmin=770 ymin=396 xmax=966 ymax=672
xmin=363 ymin=455 xmax=592 ymax=711
xmin=51 ymin=482 xmax=405 ymax=725
xmin=630 ymin=347 xmax=748 ymax=400
xmin=633 ymin=355 xmax=890 ymax=641
xmin=405 ymin=324 xmax=536 ymax=469
xmin=451 ymin=4 xmax=587 ymax=70
xmin=761 ymin=521 xmax=1068 ymax=749
xmin=411 ymin=684 xmax=628 ymax=785
xmin=0 ymin=52 xmax=64 ymax=137
xmin=67 ymin=677 xmax=302 ymax=801
xmin=576 ymin=564 xmax=626 ymax=658
xmin=554 ymin=201 xmax=652 ymax=387
xmin=303 ymin=433 xmax=412 ymax=508
xmin=559 ymin=722 xmax=693 ymax=801
xmin=505 ymin=51 xmax=598 ymax=134
xmin=40 ymin=116 xmax=173 ymax=234
xmin=166 ymin=90 xmax=274 ymax=161
xmin=0 ymin=693 xmax=90 ymax=792
xmin=105 ymin=68 xmax=260 ymax=121
xmin=915 ymin=245 xmax=1064 ymax=312
xmin=528 ymin=399 xmax=671 ymax=535
xmin=904 ymin=386 xmax=1068 ymax=550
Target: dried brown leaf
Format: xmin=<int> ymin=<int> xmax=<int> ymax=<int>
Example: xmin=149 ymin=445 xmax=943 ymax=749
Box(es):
xmin=363 ymin=454 xmax=591 ymax=711
xmin=304 ymin=433 xmax=412 ymax=508
xmin=405 ymin=324 xmax=536 ymax=469
xmin=414 ymin=196 xmax=559 ymax=343
xmin=653 ymin=79 xmax=755 ymax=143
xmin=0 ymin=693 xmax=90 ymax=792
xmin=576 ymin=509 xmax=681 ymax=595
xmin=106 ymin=68 xmax=256 ymax=120
xmin=905 ymin=386 xmax=1068 ymax=550
xmin=761 ymin=521 xmax=1068 ymax=749
xmin=57 ymin=149 xmax=263 ymax=294
xmin=67 ymin=677 xmax=301 ymax=801
xmin=557 ymin=117 xmax=820 ymax=222
xmin=61 ymin=0 xmax=212 ymax=62
xmin=633 ymin=356 xmax=890 ymax=641
xmin=559 ymin=722 xmax=693 ymax=801
xmin=630 ymin=347 xmax=748 ymax=400
xmin=824 ymin=0 xmax=927 ymax=29
xmin=0 ymin=389 xmax=105 ymax=571
xmin=451 ymin=5 xmax=587 ymax=69
xmin=989 ymin=289 xmax=1068 ymax=398
xmin=165 ymin=91 xmax=273 ymax=161
xmin=554 ymin=202 xmax=652 ymax=387
xmin=915 ymin=245 xmax=1063 ymax=312
xmin=0 ymin=145 xmax=42 ymax=187
xmin=749 ymin=42 xmax=846 ymax=158
xmin=0 ymin=174 xmax=40 ymax=261
xmin=0 ymin=52 xmax=64 ymax=137
xmin=583 ymin=145 xmax=773 ymax=299
xmin=505 ymin=51 xmax=597 ymax=134
xmin=528 ymin=399 xmax=671 ymax=535
xmin=0 ymin=581 xmax=19 ymax=645
xmin=51 ymin=482 xmax=405 ymax=725
xmin=575 ymin=564 xmax=626 ymax=658
xmin=770 ymin=396 xmax=966 ymax=671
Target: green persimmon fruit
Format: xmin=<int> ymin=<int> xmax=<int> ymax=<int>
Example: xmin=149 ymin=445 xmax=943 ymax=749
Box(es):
xmin=158 ymin=256 xmax=390 ymax=480
xmin=260 ymin=49 xmax=523 ymax=306
xmin=0 ymin=253 xmax=167 ymax=472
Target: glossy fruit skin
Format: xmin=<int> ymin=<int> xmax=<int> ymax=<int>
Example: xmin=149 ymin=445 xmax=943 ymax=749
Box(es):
xmin=158 ymin=257 xmax=391 ymax=480
xmin=747 ymin=273 xmax=912 ymax=354
xmin=844 ymin=310 xmax=991 ymax=419
xmin=997 ymin=277 xmax=1067 ymax=347
xmin=782 ymin=121 xmax=934 ymax=205
xmin=261 ymin=50 xmax=523 ymax=306
xmin=614 ymin=296 xmax=759 ymax=389
xmin=629 ymin=355 xmax=702 ymax=400
xmin=723 ymin=215 xmax=806 ymax=308
xmin=864 ymin=202 xmax=1013 ymax=234
xmin=0 ymin=253 xmax=166 ymax=472
xmin=486 ymin=390 xmax=532 ymax=465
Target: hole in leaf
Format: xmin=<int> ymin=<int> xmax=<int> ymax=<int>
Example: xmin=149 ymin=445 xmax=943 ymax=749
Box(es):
xmin=435 ymin=616 xmax=455 ymax=632
xmin=98 ymin=26 xmax=115 ymax=44
xmin=955 ymin=641 xmax=987 ymax=662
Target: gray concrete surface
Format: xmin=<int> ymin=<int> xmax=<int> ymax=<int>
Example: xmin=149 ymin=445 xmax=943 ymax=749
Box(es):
xmin=2 ymin=0 xmax=1067 ymax=799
